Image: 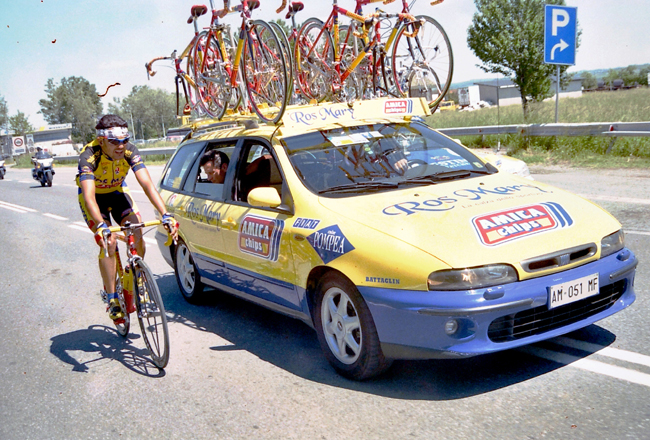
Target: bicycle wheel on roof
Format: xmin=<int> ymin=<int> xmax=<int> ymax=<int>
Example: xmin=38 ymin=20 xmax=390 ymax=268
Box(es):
xmin=242 ymin=20 xmax=289 ymax=124
xmin=192 ymin=30 xmax=232 ymax=120
xmin=294 ymin=18 xmax=335 ymax=103
xmin=391 ymin=15 xmax=453 ymax=109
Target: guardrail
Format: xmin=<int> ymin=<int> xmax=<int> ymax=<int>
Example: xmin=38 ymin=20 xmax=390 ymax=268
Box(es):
xmin=53 ymin=146 xmax=177 ymax=163
xmin=54 ymin=121 xmax=650 ymax=162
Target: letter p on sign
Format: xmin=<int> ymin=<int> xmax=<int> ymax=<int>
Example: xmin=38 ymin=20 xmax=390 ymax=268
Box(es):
xmin=552 ymin=9 xmax=570 ymax=36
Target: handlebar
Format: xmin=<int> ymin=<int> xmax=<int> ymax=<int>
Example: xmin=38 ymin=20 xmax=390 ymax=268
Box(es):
xmin=430 ymin=0 xmax=444 ymax=5
xmin=145 ymin=56 xmax=171 ymax=78
xmin=101 ymin=219 xmax=176 ymax=258
xmin=276 ymin=0 xmax=287 ymax=14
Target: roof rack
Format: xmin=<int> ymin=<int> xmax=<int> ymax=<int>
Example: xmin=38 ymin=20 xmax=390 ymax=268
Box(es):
xmin=167 ymin=117 xmax=260 ymax=141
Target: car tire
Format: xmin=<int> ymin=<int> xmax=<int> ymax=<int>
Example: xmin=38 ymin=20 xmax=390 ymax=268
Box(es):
xmin=174 ymin=238 xmax=205 ymax=303
xmin=314 ymin=272 xmax=392 ymax=380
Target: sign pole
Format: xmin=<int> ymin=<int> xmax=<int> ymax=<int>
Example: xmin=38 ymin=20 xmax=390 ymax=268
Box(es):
xmin=555 ymin=65 xmax=560 ymax=123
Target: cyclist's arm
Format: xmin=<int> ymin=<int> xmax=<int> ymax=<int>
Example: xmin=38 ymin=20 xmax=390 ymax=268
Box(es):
xmin=79 ymin=179 xmax=105 ymax=232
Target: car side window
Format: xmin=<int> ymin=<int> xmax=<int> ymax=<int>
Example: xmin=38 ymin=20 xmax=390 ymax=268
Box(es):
xmin=160 ymin=142 xmax=204 ymax=190
xmin=234 ymin=142 xmax=283 ymax=203
xmin=185 ymin=143 xmax=236 ymax=199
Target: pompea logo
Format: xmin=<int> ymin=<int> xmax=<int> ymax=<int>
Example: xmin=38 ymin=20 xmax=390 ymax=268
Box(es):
xmin=239 ymin=215 xmax=284 ymax=261
xmin=384 ymin=99 xmax=413 ymax=114
xmin=307 ymin=225 xmax=355 ymax=264
xmin=472 ymin=202 xmax=573 ymax=246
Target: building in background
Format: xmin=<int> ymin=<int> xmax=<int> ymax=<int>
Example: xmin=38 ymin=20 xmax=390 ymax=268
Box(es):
xmin=471 ymin=77 xmax=583 ymax=107
xmin=0 ymin=124 xmax=76 ymax=157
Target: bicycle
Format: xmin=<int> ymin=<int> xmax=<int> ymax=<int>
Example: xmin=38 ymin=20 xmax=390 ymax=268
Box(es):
xmin=145 ymin=5 xmax=212 ymax=119
xmin=99 ymin=220 xmax=173 ymax=369
xmin=294 ymin=0 xmax=453 ymax=108
xmin=192 ymin=0 xmax=290 ymax=123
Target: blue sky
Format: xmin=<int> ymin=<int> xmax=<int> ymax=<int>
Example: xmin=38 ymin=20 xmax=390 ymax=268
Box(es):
xmin=1 ymin=0 xmax=648 ymax=128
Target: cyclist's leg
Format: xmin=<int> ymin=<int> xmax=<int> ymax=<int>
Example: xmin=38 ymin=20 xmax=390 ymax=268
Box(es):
xmin=113 ymin=186 xmax=145 ymax=257
xmin=78 ymin=190 xmax=118 ymax=293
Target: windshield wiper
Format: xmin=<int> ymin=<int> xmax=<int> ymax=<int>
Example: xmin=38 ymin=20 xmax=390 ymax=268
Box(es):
xmin=401 ymin=169 xmax=473 ymax=184
xmin=318 ymin=180 xmax=399 ymax=194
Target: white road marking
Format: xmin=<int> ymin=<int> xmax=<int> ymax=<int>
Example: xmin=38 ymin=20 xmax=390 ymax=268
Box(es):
xmin=626 ymin=230 xmax=650 ymax=237
xmin=43 ymin=213 xmax=68 ymax=221
xmin=143 ymin=237 xmax=157 ymax=245
xmin=579 ymin=194 xmax=650 ymax=205
xmin=19 ymin=180 xmax=32 ymax=184
xmin=73 ymin=221 xmax=88 ymax=227
xmin=553 ymin=337 xmax=650 ymax=368
xmin=0 ymin=200 xmax=38 ymax=212
xmin=69 ymin=224 xmax=93 ymax=234
xmin=0 ymin=204 xmax=28 ymax=213
xmin=522 ymin=346 xmax=650 ymax=388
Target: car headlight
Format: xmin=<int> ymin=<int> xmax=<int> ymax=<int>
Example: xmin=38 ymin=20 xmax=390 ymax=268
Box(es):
xmin=427 ymin=264 xmax=518 ymax=291
xmin=601 ymin=230 xmax=624 ymax=258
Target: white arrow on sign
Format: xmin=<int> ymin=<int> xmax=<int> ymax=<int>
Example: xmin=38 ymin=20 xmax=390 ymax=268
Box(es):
xmin=550 ymin=39 xmax=569 ymax=60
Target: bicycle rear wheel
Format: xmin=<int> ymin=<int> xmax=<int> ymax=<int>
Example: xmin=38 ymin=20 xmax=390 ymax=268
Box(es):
xmin=192 ymin=30 xmax=232 ymax=119
xmin=294 ymin=18 xmax=334 ymax=102
xmin=133 ymin=259 xmax=169 ymax=368
xmin=391 ymin=15 xmax=453 ymax=109
xmin=268 ymin=21 xmax=295 ymax=106
xmin=242 ymin=20 xmax=289 ymax=124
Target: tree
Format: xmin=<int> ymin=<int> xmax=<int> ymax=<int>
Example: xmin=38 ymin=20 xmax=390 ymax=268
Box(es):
xmin=9 ymin=111 xmax=33 ymax=136
xmin=467 ymin=0 xmax=576 ymax=119
xmin=602 ymin=68 xmax=620 ymax=88
xmin=38 ymin=76 xmax=103 ymax=143
xmin=580 ymin=71 xmax=597 ymax=90
xmin=0 ymin=95 xmax=8 ymax=130
xmin=107 ymin=86 xmax=177 ymax=140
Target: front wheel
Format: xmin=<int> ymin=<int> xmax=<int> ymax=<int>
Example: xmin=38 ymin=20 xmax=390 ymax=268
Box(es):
xmin=174 ymin=238 xmax=205 ymax=304
xmin=45 ymin=170 xmax=53 ymax=187
xmin=133 ymin=259 xmax=170 ymax=368
xmin=314 ymin=273 xmax=392 ymax=380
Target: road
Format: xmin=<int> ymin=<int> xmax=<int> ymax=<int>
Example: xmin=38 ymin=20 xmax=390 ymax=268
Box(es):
xmin=0 ymin=164 xmax=648 ymax=440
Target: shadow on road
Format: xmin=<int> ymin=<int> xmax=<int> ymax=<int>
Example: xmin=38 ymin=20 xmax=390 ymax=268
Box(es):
xmin=153 ymin=273 xmax=619 ymax=400
xmin=50 ymin=325 xmax=166 ymax=378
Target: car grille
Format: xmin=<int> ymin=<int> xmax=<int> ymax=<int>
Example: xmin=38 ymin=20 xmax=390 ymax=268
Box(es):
xmin=487 ymin=280 xmax=626 ymax=343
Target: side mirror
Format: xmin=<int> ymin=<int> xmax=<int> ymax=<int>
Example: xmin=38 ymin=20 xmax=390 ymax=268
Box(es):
xmin=247 ymin=187 xmax=281 ymax=208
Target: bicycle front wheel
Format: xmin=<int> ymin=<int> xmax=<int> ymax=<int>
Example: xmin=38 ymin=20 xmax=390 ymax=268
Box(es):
xmin=294 ymin=18 xmax=334 ymax=102
xmin=242 ymin=20 xmax=289 ymax=124
xmin=391 ymin=15 xmax=453 ymax=109
xmin=133 ymin=259 xmax=170 ymax=369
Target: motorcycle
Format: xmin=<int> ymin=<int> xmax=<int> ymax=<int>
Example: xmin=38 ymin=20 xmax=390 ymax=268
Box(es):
xmin=32 ymin=152 xmax=55 ymax=187
xmin=0 ymin=159 xmax=5 ymax=180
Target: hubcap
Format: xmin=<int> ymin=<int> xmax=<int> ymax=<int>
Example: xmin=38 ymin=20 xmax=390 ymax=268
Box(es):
xmin=177 ymin=245 xmax=195 ymax=293
xmin=321 ymin=287 xmax=361 ymax=365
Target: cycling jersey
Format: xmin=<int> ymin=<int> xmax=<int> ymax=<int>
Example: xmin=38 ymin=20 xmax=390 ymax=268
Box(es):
xmin=76 ymin=139 xmax=146 ymax=194
xmin=77 ymin=139 xmax=145 ymax=230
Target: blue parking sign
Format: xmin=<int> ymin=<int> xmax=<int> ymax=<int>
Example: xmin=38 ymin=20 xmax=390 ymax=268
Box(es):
xmin=544 ymin=5 xmax=577 ymax=65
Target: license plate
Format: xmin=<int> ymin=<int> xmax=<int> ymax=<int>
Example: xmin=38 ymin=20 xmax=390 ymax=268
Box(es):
xmin=548 ymin=273 xmax=599 ymax=309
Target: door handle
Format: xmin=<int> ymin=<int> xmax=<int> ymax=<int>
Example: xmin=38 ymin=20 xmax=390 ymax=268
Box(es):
xmin=222 ymin=218 xmax=237 ymax=229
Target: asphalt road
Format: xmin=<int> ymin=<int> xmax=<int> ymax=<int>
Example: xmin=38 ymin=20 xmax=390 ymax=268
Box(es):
xmin=0 ymin=164 xmax=648 ymax=440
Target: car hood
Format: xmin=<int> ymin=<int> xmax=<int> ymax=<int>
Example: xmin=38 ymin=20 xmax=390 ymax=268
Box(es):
xmin=317 ymin=174 xmax=620 ymax=269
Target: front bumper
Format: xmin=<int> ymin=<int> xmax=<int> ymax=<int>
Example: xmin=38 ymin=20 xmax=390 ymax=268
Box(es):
xmin=360 ymin=249 xmax=637 ymax=360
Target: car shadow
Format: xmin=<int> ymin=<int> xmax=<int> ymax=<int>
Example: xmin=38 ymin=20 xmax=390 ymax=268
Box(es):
xmin=155 ymin=273 xmax=618 ymax=400
xmin=49 ymin=325 xmax=166 ymax=378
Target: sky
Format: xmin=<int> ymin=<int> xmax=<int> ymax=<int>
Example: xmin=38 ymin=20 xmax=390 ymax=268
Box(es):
xmin=1 ymin=0 xmax=649 ymax=128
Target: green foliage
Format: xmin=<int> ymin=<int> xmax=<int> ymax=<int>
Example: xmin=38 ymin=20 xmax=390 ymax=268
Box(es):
xmin=108 ymin=86 xmax=178 ymax=140
xmin=38 ymin=76 xmax=103 ymax=144
xmin=9 ymin=111 xmax=34 ymax=135
xmin=467 ymin=0 xmax=575 ymax=120
xmin=581 ymin=72 xmax=597 ymax=89
xmin=0 ymin=95 xmax=8 ymax=129
xmin=427 ymin=87 xmax=650 ymax=166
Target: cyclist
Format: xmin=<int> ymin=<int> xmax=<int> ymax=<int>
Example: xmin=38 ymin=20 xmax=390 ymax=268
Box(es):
xmin=77 ymin=114 xmax=178 ymax=322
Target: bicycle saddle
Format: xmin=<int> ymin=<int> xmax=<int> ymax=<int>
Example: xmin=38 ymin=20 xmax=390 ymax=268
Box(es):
xmin=286 ymin=1 xmax=304 ymax=19
xmin=188 ymin=5 xmax=208 ymax=24
xmin=248 ymin=0 xmax=261 ymax=10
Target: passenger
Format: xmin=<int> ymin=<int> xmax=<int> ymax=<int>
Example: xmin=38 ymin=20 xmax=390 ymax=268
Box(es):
xmin=200 ymin=150 xmax=229 ymax=184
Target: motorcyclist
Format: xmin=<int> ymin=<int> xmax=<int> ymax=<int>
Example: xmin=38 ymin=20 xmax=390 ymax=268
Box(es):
xmin=32 ymin=147 xmax=54 ymax=179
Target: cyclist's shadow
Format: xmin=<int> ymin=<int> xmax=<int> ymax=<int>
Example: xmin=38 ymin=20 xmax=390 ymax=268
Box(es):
xmin=50 ymin=325 xmax=165 ymax=378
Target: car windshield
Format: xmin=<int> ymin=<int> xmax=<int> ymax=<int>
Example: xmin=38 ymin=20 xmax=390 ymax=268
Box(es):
xmin=282 ymin=122 xmax=493 ymax=195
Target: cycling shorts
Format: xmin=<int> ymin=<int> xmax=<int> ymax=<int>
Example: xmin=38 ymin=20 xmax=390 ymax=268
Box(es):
xmin=78 ymin=185 xmax=140 ymax=230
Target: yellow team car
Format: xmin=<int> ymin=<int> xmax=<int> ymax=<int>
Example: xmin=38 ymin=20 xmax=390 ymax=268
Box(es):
xmin=155 ymin=98 xmax=637 ymax=380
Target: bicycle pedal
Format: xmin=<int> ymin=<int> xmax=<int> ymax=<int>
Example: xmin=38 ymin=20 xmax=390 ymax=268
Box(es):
xmin=100 ymin=290 xmax=109 ymax=304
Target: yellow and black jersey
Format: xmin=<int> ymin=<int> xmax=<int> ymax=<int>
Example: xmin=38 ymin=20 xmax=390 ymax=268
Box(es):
xmin=76 ymin=139 xmax=146 ymax=194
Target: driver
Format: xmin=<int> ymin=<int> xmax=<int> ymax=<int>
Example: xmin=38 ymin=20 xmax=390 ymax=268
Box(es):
xmin=76 ymin=114 xmax=178 ymax=322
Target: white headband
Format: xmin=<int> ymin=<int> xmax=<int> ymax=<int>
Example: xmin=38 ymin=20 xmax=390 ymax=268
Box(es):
xmin=97 ymin=126 xmax=129 ymax=139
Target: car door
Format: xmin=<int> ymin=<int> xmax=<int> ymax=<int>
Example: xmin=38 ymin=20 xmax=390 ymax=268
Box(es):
xmin=176 ymin=141 xmax=237 ymax=286
xmin=218 ymin=139 xmax=301 ymax=313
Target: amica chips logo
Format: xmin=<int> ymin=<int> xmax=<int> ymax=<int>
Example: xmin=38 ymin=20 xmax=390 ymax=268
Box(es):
xmin=472 ymin=202 xmax=573 ymax=246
